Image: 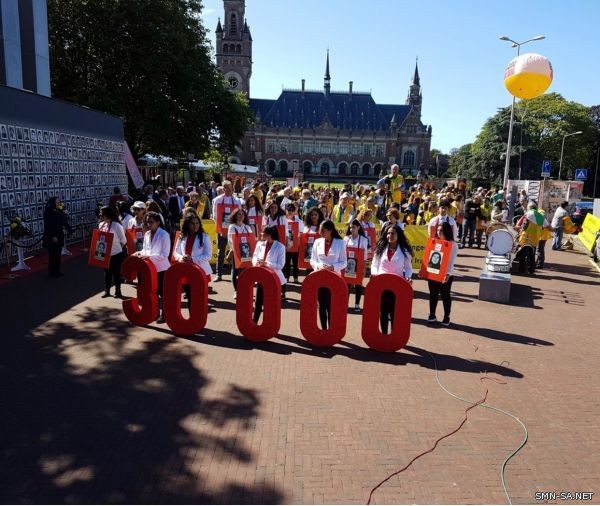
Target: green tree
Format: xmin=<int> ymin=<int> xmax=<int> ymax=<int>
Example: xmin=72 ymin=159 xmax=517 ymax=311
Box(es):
xmin=48 ymin=0 xmax=252 ymax=159
xmin=454 ymin=93 xmax=597 ymax=182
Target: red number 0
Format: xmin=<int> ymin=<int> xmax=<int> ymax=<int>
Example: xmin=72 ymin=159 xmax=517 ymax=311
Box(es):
xmin=121 ymin=256 xmax=159 ymax=326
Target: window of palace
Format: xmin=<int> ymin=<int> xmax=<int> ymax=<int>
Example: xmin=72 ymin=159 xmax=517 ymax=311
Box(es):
xmin=338 ymin=142 xmax=349 ymax=155
xmin=267 ymin=140 xmax=276 ymax=153
xmin=351 ymin=143 xmax=361 ymax=156
xmin=290 ymin=141 xmax=300 ymax=153
xmin=403 ymin=150 xmax=415 ymax=167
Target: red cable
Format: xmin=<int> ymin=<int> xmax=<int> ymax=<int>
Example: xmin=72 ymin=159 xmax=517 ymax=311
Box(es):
xmin=366 ymin=387 xmax=489 ymax=505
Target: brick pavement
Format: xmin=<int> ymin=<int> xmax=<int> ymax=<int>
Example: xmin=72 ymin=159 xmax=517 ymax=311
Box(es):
xmin=1 ymin=246 xmax=599 ymax=504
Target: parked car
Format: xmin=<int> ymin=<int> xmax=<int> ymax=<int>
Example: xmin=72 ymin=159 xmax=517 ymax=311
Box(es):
xmin=571 ymin=201 xmax=594 ymax=228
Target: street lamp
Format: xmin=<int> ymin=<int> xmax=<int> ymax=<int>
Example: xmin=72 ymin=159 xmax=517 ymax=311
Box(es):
xmin=499 ymin=35 xmax=545 ymax=190
xmin=558 ymin=131 xmax=582 ymax=180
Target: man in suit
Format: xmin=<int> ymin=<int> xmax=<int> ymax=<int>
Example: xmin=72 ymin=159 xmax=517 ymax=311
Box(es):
xmin=153 ymin=188 xmax=171 ymax=231
xmin=168 ymin=186 xmax=189 ymax=230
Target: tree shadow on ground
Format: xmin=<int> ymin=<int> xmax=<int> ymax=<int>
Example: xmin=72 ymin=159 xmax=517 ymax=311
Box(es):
xmin=0 ymin=281 xmax=283 ymax=505
xmin=187 ymin=328 xmax=523 ymax=379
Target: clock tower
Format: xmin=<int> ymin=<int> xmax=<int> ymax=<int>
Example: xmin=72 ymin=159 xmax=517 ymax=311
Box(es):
xmin=215 ymin=0 xmax=253 ymax=95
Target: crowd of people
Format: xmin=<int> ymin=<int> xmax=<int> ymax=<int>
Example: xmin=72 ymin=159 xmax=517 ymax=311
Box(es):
xmin=41 ymin=163 xmax=575 ymax=330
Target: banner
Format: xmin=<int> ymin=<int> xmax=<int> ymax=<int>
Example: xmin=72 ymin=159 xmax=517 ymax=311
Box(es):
xmin=232 ymin=233 xmax=257 ymax=269
xmin=404 ymin=225 xmax=429 ymax=270
xmin=418 ymin=237 xmax=453 ymax=282
xmin=247 ymin=215 xmax=262 ymax=238
xmin=88 ymin=229 xmax=114 ymax=269
xmin=202 ymin=220 xmax=219 ymax=265
xmin=578 ymin=213 xmax=600 ymax=252
xmin=215 ymin=202 xmax=240 ymax=235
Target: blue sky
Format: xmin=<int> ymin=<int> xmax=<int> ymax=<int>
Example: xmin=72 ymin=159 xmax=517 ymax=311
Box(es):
xmin=201 ymin=0 xmax=599 ymax=154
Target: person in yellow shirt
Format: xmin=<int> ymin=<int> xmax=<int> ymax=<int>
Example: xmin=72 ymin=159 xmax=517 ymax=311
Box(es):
xmin=378 ymin=164 xmax=404 ymax=204
xmin=536 ymin=208 xmax=553 ymax=269
xmin=185 ymin=191 xmax=210 ymax=219
xmin=332 ymin=193 xmax=355 ymax=224
xmin=251 ymin=182 xmax=264 ymax=205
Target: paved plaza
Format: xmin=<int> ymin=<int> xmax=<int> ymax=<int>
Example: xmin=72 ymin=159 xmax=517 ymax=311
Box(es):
xmin=1 ymin=247 xmax=599 ymax=504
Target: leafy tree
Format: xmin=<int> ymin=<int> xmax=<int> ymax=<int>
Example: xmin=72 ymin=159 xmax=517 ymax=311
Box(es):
xmin=450 ymin=94 xmax=597 ymax=183
xmin=48 ymin=0 xmax=252 ymax=159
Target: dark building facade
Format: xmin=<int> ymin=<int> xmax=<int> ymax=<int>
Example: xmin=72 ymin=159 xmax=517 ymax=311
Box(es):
xmin=215 ymin=0 xmax=432 ymax=181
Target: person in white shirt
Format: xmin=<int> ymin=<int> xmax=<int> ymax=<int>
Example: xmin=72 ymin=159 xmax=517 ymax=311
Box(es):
xmin=371 ymin=223 xmax=413 ymax=334
xmin=252 ymin=225 xmax=286 ymax=323
xmin=344 ymin=219 xmax=370 ymax=311
xmin=127 ymin=201 xmax=147 ymax=229
xmin=551 ymin=201 xmax=570 ymax=250
xmin=118 ymin=201 xmax=135 ymax=232
xmin=245 ymin=195 xmax=264 ymax=237
xmin=98 ymin=206 xmax=127 ymax=298
xmin=227 ymin=208 xmax=254 ymax=298
xmin=263 ymin=200 xmax=289 ymax=239
xmin=310 ymin=220 xmax=347 ymax=330
xmin=302 ymin=206 xmax=325 ymax=234
xmin=211 ymin=181 xmax=242 ymax=280
xmin=173 ymin=213 xmax=213 ymax=278
xmin=133 ymin=211 xmax=171 ymax=323
xmin=427 ymin=221 xmax=459 ymax=326
xmin=427 ymin=199 xmax=458 ymax=241
xmin=284 ymin=203 xmax=303 ymax=284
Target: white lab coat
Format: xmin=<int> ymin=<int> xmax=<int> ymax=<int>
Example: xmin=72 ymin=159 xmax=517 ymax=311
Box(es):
xmin=371 ymin=246 xmax=413 ymax=279
xmin=262 ymin=214 xmax=289 ymax=241
xmin=252 ymin=240 xmax=286 ymax=285
xmin=173 ymin=233 xmax=213 ymax=277
xmin=310 ymin=237 xmax=347 ymax=274
xmin=140 ymin=227 xmax=171 ymax=272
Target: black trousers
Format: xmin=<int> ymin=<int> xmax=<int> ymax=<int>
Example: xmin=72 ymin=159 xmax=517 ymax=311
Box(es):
xmin=253 ymin=283 xmax=286 ymax=322
xmin=348 ymin=284 xmax=363 ymax=306
xmin=104 ymin=252 xmax=125 ymax=292
xmin=318 ymin=287 xmax=331 ymax=330
xmin=380 ymin=290 xmax=396 ymax=334
xmin=46 ymin=242 xmax=62 ymax=276
xmin=537 ymin=240 xmax=547 ymax=268
xmin=462 ymin=220 xmax=476 ymax=247
xmin=428 ymin=276 xmax=454 ymax=318
xmin=284 ymin=252 xmax=299 ymax=281
xmin=217 ymin=234 xmax=228 ymax=276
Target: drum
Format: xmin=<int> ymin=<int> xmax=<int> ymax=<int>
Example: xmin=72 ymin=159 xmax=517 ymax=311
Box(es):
xmin=486 ymin=222 xmax=509 ymax=236
xmin=487 ymin=229 xmax=514 ymax=256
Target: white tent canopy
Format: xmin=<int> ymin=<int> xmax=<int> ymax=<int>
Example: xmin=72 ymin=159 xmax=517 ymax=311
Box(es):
xmin=192 ymin=161 xmax=259 ymax=174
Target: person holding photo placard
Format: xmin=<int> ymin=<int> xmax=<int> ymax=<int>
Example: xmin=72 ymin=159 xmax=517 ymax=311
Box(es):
xmin=227 ymin=208 xmax=254 ymax=299
xmin=98 ymin=206 xmax=127 ymax=298
xmin=284 ymin=203 xmax=302 ymax=284
xmin=427 ymin=221 xmax=459 ymax=326
xmin=212 ymin=181 xmax=242 ymax=281
xmin=344 ymin=219 xmax=369 ymax=311
xmin=246 ymin=194 xmax=264 ymax=237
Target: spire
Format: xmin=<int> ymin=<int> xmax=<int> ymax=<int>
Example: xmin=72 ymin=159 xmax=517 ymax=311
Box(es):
xmin=216 ymin=17 xmax=223 ymax=33
xmin=324 ymin=49 xmax=331 ymax=97
xmin=412 ymin=57 xmax=420 ymax=86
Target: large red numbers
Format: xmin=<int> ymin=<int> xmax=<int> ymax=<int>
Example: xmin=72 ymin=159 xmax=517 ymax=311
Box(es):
xmin=300 ymin=270 xmax=348 ymax=346
xmin=163 ymin=262 xmax=208 ymax=336
xmin=236 ymin=267 xmax=281 ymax=341
xmin=121 ymin=256 xmax=159 ymax=326
xmin=361 ymin=274 xmax=413 ymax=352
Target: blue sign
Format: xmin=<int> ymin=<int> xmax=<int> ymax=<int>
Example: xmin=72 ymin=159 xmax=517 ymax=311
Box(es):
xmin=575 ymin=168 xmax=588 ymax=180
xmin=541 ymin=160 xmax=552 ymax=177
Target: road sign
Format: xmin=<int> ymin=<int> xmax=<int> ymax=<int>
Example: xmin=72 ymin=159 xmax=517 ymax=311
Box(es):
xmin=575 ymin=168 xmax=588 ymax=180
xmin=541 ymin=160 xmax=552 ymax=177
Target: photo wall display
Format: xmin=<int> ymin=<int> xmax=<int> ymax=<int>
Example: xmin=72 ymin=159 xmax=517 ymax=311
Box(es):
xmin=0 ymin=123 xmax=126 ymax=249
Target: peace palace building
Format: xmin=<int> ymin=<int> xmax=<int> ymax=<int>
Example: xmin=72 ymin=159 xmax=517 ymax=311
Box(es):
xmin=215 ymin=0 xmax=432 ymax=181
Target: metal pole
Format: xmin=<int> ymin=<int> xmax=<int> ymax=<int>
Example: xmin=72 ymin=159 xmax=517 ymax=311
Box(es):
xmin=502 ymin=96 xmax=516 ymax=190
xmin=518 ymin=121 xmax=524 ymax=180
xmin=594 ymin=146 xmax=600 ymax=199
xmin=559 ymin=134 xmax=566 ymax=180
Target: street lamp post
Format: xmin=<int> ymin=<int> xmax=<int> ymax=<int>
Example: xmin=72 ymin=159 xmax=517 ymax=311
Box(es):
xmin=558 ymin=131 xmax=583 ymax=180
xmin=499 ymin=35 xmax=545 ymax=190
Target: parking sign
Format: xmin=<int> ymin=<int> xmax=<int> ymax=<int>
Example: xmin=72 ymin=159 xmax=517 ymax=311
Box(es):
xmin=541 ymin=160 xmax=552 ymax=177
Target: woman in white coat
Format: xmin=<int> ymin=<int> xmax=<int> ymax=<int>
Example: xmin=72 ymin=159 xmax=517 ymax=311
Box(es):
xmin=371 ymin=223 xmax=413 ymax=334
xmin=310 ymin=220 xmax=347 ymax=330
xmin=133 ymin=211 xmax=171 ymax=323
xmin=98 ymin=206 xmax=127 ymax=298
xmin=228 ymin=208 xmax=254 ymax=298
xmin=173 ymin=213 xmax=213 ymax=300
xmin=252 ymin=225 xmax=286 ymax=323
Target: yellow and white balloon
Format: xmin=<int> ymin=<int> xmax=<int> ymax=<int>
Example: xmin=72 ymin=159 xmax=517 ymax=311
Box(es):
xmin=504 ymin=52 xmax=553 ymax=99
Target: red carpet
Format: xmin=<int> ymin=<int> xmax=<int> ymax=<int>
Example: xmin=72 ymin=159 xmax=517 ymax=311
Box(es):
xmin=0 ymin=241 xmax=87 ymax=286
